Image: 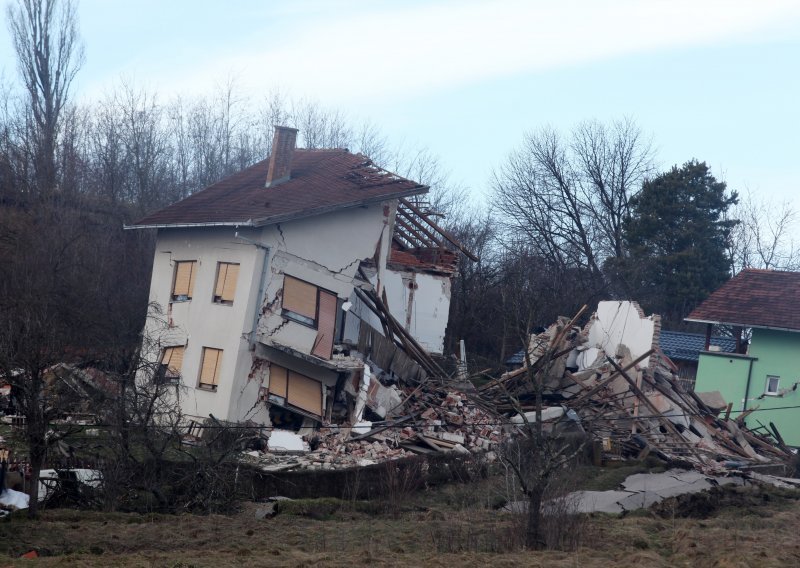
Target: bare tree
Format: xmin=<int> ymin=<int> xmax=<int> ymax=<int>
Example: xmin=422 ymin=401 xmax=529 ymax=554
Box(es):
xmin=728 ymin=190 xmax=800 ymax=274
xmin=493 ymin=119 xmax=653 ymax=284
xmin=7 ymin=0 xmax=84 ymax=193
xmin=495 ymin=308 xmax=587 ymax=549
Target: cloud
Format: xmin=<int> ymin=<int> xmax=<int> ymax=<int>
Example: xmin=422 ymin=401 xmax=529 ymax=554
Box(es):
xmin=81 ymin=0 xmax=800 ymax=104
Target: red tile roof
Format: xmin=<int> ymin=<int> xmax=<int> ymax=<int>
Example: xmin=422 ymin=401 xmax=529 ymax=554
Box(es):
xmin=129 ymin=150 xmax=427 ymax=228
xmin=685 ymin=269 xmax=800 ymax=331
xmin=388 ymin=247 xmax=458 ymax=274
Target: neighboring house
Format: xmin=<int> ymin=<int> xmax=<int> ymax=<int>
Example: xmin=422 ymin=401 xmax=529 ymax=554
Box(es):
xmin=686 ymin=269 xmax=800 ymax=446
xmin=128 ymin=126 xmax=472 ymax=430
xmin=658 ymin=330 xmax=736 ymax=386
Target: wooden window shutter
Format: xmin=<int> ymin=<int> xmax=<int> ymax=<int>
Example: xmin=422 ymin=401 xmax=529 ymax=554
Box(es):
xmin=312 ymin=290 xmax=337 ymax=359
xmin=283 ymin=276 xmax=318 ymax=320
xmin=199 ymin=348 xmax=222 ymax=386
xmin=161 ymin=346 xmax=185 ymax=376
xmin=287 ymin=371 xmax=323 ymax=416
xmin=173 ymin=261 xmax=197 ymax=298
xmin=268 ymin=364 xmax=289 ymax=398
xmin=214 ymin=263 xmax=239 ymax=303
xmin=214 ymin=263 xmax=228 ymax=298
xmin=221 ymin=263 xmax=239 ymax=302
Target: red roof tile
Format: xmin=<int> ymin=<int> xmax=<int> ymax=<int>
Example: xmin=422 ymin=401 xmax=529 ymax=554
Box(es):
xmin=388 ymin=247 xmax=458 ymax=274
xmin=685 ymin=269 xmax=800 ymax=331
xmin=129 ymin=150 xmax=427 ymax=228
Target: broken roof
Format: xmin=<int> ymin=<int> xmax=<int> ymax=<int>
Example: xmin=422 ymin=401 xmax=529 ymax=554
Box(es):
xmin=686 ymin=268 xmax=800 ymax=332
xmin=128 ymin=150 xmax=427 ymax=228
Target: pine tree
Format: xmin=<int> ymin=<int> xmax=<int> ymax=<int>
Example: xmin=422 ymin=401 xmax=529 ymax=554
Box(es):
xmin=610 ymin=160 xmax=738 ymax=326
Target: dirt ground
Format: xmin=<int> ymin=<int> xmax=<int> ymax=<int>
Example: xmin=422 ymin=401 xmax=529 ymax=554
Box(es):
xmin=3 ymin=478 xmax=800 ymax=568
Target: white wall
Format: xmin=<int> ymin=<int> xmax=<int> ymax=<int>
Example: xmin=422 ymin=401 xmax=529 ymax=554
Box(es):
xmin=256 ymin=203 xmax=391 ymax=355
xmin=144 ymin=227 xmax=264 ymax=423
xmin=141 ymin=198 xmax=455 ymax=425
xmin=380 ymin=269 xmax=452 ymax=355
xmin=587 ymin=301 xmax=657 ymax=368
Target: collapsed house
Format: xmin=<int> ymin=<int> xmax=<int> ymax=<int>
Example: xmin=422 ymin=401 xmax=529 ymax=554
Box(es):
xmin=488 ymin=301 xmax=794 ymax=475
xmin=127 ymin=126 xmax=479 ymax=456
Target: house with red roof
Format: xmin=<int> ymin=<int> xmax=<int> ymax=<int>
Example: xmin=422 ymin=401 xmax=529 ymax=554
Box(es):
xmin=686 ymin=269 xmax=800 ymax=446
xmin=128 ymin=126 xmax=473 ymax=431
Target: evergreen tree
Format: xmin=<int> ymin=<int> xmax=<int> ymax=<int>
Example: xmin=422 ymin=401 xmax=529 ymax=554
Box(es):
xmin=609 ymin=160 xmax=738 ymax=326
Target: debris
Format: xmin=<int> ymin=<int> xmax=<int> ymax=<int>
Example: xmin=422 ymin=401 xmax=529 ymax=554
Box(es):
xmin=479 ymin=301 xmax=794 ymax=476
xmin=267 ymin=430 xmax=307 ymax=453
xmin=0 ymin=488 xmax=29 ymax=510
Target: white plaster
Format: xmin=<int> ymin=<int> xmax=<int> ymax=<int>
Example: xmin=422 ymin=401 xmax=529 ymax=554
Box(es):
xmin=268 ymin=429 xmax=306 ymax=452
xmin=381 ymin=269 xmax=451 ymax=354
xmin=587 ymin=301 xmax=656 ymax=368
xmin=143 ymin=227 xmax=263 ymax=423
xmin=256 ymin=203 xmax=388 ymax=355
xmin=353 ymin=364 xmax=371 ymax=423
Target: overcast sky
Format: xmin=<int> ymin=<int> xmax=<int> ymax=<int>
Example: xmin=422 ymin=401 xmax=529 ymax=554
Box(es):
xmin=1 ymin=0 xmax=799 ymax=207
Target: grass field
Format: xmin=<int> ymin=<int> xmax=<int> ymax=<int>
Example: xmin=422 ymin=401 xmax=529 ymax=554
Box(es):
xmin=3 ymin=471 xmax=800 ymax=567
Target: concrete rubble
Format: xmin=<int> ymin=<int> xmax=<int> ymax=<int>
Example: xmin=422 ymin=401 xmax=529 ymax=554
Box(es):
xmin=477 ymin=301 xmax=795 ymax=476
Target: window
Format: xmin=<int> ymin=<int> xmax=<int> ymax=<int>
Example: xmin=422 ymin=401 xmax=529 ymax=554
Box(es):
xmin=282 ymin=275 xmax=318 ymax=326
xmin=281 ymin=275 xmax=338 ymax=359
xmin=213 ymin=262 xmax=240 ymax=304
xmin=198 ymin=347 xmax=223 ymax=390
xmin=157 ymin=346 xmax=185 ymax=383
xmin=172 ymin=261 xmax=197 ymax=301
xmin=765 ymin=375 xmax=780 ymax=395
xmin=267 ymin=364 xmax=323 ymax=417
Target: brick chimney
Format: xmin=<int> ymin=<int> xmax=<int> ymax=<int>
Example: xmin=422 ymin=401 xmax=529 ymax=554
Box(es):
xmin=265 ymin=126 xmax=299 ymax=187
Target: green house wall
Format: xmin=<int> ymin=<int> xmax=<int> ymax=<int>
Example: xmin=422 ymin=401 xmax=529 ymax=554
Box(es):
xmin=695 ymin=328 xmax=800 ymax=446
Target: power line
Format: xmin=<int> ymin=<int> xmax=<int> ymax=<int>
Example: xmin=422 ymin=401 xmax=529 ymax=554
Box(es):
xmin=21 ymin=402 xmax=800 ymax=432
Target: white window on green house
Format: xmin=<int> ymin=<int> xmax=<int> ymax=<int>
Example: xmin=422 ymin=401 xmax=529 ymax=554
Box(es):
xmin=765 ymin=375 xmax=780 ymax=395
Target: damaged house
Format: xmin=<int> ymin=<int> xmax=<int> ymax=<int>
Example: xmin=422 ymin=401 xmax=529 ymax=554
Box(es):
xmin=127 ymin=126 xmax=474 ymax=438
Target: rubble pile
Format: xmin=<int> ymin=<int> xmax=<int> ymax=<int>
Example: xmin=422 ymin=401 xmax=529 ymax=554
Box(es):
xmin=477 ymin=301 xmax=794 ymax=475
xmin=244 ymin=388 xmax=503 ymax=471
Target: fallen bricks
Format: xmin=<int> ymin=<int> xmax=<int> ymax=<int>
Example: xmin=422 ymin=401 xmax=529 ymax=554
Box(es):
xmin=243 ymin=387 xmax=504 ymax=471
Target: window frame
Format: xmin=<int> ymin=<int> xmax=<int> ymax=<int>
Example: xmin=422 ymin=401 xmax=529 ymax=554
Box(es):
xmin=198 ymin=347 xmax=223 ymax=391
xmin=267 ymin=363 xmax=324 ymax=418
xmin=765 ymin=375 xmax=781 ymax=396
xmin=212 ymin=261 xmax=240 ymax=305
xmin=281 ymin=275 xmax=329 ymax=329
xmin=171 ymin=260 xmax=197 ymax=302
xmin=156 ymin=345 xmax=185 ymax=384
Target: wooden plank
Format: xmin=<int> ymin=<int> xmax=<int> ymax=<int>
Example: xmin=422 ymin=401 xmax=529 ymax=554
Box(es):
xmin=606 ymin=356 xmax=706 ymax=465
xmin=399 ymin=198 xmax=479 ymax=261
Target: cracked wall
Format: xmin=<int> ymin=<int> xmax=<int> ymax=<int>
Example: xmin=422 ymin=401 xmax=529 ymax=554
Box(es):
xmin=255 ymin=203 xmax=391 ymax=357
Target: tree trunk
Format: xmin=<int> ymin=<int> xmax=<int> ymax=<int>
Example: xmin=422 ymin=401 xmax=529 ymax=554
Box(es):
xmin=26 ymin=435 xmax=46 ymax=518
xmin=526 ymin=484 xmax=545 ymax=549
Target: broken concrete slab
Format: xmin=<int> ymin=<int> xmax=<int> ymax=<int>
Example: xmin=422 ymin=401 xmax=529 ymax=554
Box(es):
xmin=570 ymin=490 xmax=634 ymax=514
xmin=567 ymin=469 xmax=747 ymax=514
xmin=696 ymin=391 xmax=728 ymax=413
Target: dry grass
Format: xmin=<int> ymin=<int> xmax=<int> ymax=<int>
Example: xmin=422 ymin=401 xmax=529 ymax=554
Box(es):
xmin=2 ymin=483 xmax=800 ymax=566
